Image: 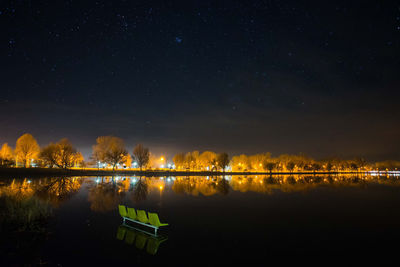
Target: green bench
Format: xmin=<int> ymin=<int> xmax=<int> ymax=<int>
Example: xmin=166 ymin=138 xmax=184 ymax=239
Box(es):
xmin=118 ymin=205 xmax=168 ymax=235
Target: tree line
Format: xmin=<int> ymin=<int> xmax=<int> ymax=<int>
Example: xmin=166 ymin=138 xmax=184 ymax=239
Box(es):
xmin=0 ymin=133 xmax=152 ymax=170
xmin=1 ymin=133 xmax=399 ymax=171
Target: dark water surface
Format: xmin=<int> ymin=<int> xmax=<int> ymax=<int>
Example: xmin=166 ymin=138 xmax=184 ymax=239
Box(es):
xmin=1 ymin=174 xmax=400 ymax=265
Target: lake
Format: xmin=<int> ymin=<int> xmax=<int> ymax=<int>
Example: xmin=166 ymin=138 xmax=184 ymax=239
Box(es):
xmin=1 ymin=174 xmax=400 ymax=265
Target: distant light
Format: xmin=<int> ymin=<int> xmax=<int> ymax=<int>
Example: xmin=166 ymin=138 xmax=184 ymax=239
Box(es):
xmin=160 ymin=164 xmax=164 ymax=168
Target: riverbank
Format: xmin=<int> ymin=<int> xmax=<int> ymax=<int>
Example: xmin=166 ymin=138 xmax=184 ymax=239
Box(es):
xmin=0 ymin=167 xmax=367 ymax=178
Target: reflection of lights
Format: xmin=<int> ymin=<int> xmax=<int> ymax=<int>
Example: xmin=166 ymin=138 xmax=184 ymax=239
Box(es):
xmin=160 ymin=177 xmax=164 ymax=180
xmin=168 ymin=163 xmax=171 ymax=168
xmin=160 ymin=157 xmax=165 ymax=161
xmin=160 ymin=164 xmax=164 ymax=168
xmin=133 ymin=162 xmax=137 ymax=166
xmin=159 ymin=185 xmax=163 ymax=190
xmin=131 ymin=178 xmax=137 ymax=184
xmin=96 ymin=179 xmax=100 ymax=183
xmin=167 ymin=178 xmax=171 ymax=182
xmin=172 ymin=164 xmax=176 ymax=169
xmin=27 ymin=180 xmax=31 ymax=183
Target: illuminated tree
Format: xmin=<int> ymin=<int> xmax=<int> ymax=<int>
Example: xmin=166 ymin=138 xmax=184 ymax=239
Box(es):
xmin=72 ymin=152 xmax=85 ymax=167
xmin=92 ymin=136 xmax=127 ymax=170
xmin=132 ymin=144 xmax=149 ymax=171
xmin=39 ymin=143 xmax=58 ymax=168
xmin=287 ymin=161 xmax=295 ymax=173
xmin=217 ymin=153 xmax=229 ymax=172
xmin=249 ymin=153 xmax=270 ymax=171
xmin=0 ymin=143 xmax=14 ymax=166
xmin=55 ymin=138 xmax=78 ymax=168
xmin=122 ymin=154 xmax=132 ymax=168
xmin=173 ymin=153 xmax=185 ymax=170
xmin=40 ymin=139 xmax=81 ymax=168
xmin=263 ymin=161 xmax=276 ymax=174
xmin=231 ymin=154 xmax=250 ymax=171
xmin=15 ymin=133 xmax=40 ymax=167
xmin=199 ymin=151 xmax=217 ymax=170
xmin=185 ymin=151 xmax=199 ymax=170
xmin=107 ymin=138 xmax=127 ymax=170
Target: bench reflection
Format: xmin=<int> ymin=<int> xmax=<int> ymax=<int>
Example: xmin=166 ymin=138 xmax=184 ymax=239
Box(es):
xmin=116 ymin=223 xmax=168 ymax=255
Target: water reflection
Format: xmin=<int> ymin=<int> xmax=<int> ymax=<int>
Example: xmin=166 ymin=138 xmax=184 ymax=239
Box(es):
xmin=88 ymin=177 xmax=125 ymax=212
xmin=131 ymin=177 xmax=149 ymax=203
xmin=1 ymin=174 xmax=400 ymax=214
xmin=116 ymin=223 xmax=168 ymax=255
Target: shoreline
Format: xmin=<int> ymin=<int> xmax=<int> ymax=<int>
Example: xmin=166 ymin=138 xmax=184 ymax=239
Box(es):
xmin=0 ymin=167 xmax=368 ymax=178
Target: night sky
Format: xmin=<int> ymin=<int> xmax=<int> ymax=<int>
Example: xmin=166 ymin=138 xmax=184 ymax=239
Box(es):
xmin=1 ymin=0 xmax=399 ymax=161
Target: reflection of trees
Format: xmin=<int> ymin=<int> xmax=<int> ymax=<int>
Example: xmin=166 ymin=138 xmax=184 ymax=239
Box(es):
xmin=228 ymin=174 xmax=385 ymax=194
xmin=34 ymin=177 xmax=82 ymax=207
xmin=131 ymin=177 xmax=149 ymax=203
xmin=0 ymin=178 xmax=53 ymax=265
xmin=0 ymin=179 xmax=52 ymax=231
xmin=171 ymin=176 xmax=230 ymax=196
xmin=88 ymin=177 xmax=125 ymax=212
xmin=216 ymin=177 xmax=230 ymax=195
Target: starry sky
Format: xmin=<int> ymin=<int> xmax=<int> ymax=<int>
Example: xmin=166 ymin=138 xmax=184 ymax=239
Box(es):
xmin=1 ymin=0 xmax=399 ymax=161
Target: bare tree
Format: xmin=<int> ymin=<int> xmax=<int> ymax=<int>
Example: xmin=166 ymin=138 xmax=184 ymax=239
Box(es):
xmin=39 ymin=143 xmax=58 ymax=168
xmin=15 ymin=133 xmax=40 ymax=167
xmin=217 ymin=153 xmax=229 ymax=172
xmin=92 ymin=136 xmax=127 ymax=170
xmin=0 ymin=143 xmax=14 ymax=166
xmin=40 ymin=139 xmax=81 ymax=168
xmin=132 ymin=144 xmax=149 ymax=171
xmin=173 ymin=153 xmax=185 ymax=170
xmin=56 ymin=138 xmax=78 ymax=168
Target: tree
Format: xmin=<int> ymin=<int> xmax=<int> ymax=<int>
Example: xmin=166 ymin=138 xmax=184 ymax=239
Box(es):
xmin=199 ymin=151 xmax=217 ymax=170
xmin=0 ymin=143 xmax=14 ymax=166
xmin=15 ymin=133 xmax=40 ymax=167
xmin=231 ymin=154 xmax=250 ymax=171
xmin=92 ymin=136 xmax=127 ymax=170
xmin=173 ymin=153 xmax=185 ymax=170
xmin=39 ymin=143 xmax=58 ymax=168
xmin=106 ymin=138 xmax=127 ymax=170
xmin=217 ymin=153 xmax=229 ymax=172
xmin=56 ymin=138 xmax=78 ymax=168
xmin=122 ymin=154 xmax=132 ymax=168
xmin=72 ymin=152 xmax=85 ymax=167
xmin=40 ymin=139 xmax=81 ymax=168
xmin=263 ymin=161 xmax=276 ymax=174
xmin=185 ymin=151 xmax=199 ymax=170
xmin=287 ymin=161 xmax=295 ymax=173
xmin=132 ymin=144 xmax=149 ymax=171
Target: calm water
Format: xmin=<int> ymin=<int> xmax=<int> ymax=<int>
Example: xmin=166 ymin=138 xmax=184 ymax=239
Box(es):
xmin=1 ymin=174 xmax=400 ymax=265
